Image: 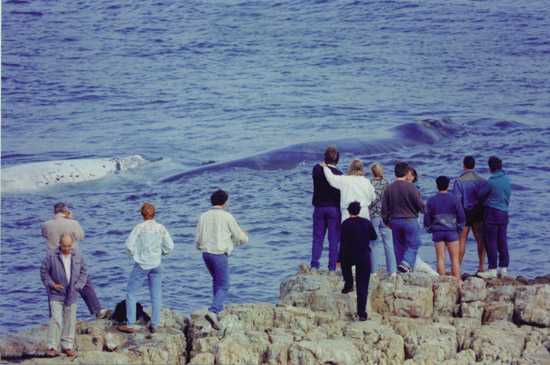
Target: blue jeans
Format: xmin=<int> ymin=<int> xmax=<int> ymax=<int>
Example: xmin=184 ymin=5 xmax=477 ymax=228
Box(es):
xmin=126 ymin=263 xmax=162 ymax=327
xmin=390 ymin=218 xmax=422 ymax=268
xmin=370 ymin=216 xmax=397 ymax=274
xmin=203 ymin=252 xmax=229 ymax=314
xmin=311 ymin=206 xmax=341 ymax=270
xmin=484 ymin=207 xmax=509 ymax=269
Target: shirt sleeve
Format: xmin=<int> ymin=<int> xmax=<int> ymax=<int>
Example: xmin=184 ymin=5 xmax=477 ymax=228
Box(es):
xmin=74 ymin=257 xmax=88 ymax=290
xmin=72 ymin=221 xmax=85 ymax=241
xmin=423 ymin=199 xmax=433 ymax=232
xmin=125 ymin=225 xmax=140 ymax=256
xmin=40 ymin=255 xmax=55 ymax=288
xmin=456 ymin=197 xmax=466 ymax=232
xmin=161 ymin=226 xmax=175 ymax=256
xmin=229 ymin=215 xmax=248 ymax=245
xmin=195 ymin=216 xmax=203 ymax=250
xmin=381 ymin=188 xmax=390 ymax=225
xmin=322 ymin=166 xmax=343 ymax=190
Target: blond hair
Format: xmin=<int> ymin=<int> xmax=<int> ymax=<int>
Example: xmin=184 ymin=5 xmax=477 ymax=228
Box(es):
xmin=370 ymin=162 xmax=384 ymax=178
xmin=347 ymin=159 xmax=365 ymax=176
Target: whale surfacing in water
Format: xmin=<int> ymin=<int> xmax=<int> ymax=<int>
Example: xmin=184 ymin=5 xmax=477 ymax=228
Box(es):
xmin=1 ymin=155 xmax=147 ymax=193
xmin=162 ymin=118 xmax=459 ymax=183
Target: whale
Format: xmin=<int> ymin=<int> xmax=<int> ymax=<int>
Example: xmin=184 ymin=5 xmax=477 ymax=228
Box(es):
xmin=1 ymin=155 xmax=147 ymax=193
xmin=162 ymin=118 xmax=460 ymax=183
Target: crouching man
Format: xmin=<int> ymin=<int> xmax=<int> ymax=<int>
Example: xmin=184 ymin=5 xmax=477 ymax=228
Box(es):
xmin=40 ymin=233 xmax=87 ymax=358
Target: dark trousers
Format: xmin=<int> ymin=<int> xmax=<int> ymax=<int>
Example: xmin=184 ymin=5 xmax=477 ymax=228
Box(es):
xmin=79 ymin=277 xmax=102 ymax=315
xmin=484 ymin=207 xmax=509 ymax=270
xmin=342 ymin=257 xmax=372 ymax=317
xmin=311 ymin=206 xmax=341 ymax=271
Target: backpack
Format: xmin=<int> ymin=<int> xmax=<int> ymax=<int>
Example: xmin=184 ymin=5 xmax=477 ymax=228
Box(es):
xmin=110 ymin=300 xmax=152 ymax=324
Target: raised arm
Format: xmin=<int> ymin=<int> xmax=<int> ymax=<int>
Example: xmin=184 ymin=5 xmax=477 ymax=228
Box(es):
xmin=322 ymin=165 xmax=344 ymax=190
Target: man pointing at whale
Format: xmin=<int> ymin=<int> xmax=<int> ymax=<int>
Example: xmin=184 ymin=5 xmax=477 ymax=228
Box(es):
xmin=42 ymin=202 xmax=109 ymax=319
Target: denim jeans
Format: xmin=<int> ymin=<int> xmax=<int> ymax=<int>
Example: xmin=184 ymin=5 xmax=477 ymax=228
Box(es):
xmin=311 ymin=206 xmax=341 ymax=271
xmin=370 ymin=216 xmax=397 ymax=274
xmin=203 ymin=252 xmax=230 ymax=314
xmin=126 ymin=263 xmax=162 ymax=327
xmin=484 ymin=207 xmax=509 ymax=269
xmin=390 ymin=218 xmax=422 ymax=268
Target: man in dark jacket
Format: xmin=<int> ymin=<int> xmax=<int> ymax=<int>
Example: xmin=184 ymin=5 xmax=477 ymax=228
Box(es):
xmin=340 ymin=202 xmax=377 ymax=321
xmin=311 ymin=146 xmax=343 ymax=271
xmin=452 ymin=156 xmax=488 ymax=273
xmin=40 ymin=233 xmax=87 ymax=358
xmin=477 ymin=156 xmax=512 ymax=279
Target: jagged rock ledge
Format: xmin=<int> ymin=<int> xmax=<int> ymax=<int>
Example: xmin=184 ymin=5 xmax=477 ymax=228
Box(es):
xmin=1 ymin=266 xmax=549 ymax=364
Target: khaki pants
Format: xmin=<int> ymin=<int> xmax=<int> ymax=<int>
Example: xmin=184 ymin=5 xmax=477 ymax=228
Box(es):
xmin=47 ymin=301 xmax=76 ymax=351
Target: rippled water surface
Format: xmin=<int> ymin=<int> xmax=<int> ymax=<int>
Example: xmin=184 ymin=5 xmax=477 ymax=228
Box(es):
xmin=2 ymin=0 xmax=550 ymax=334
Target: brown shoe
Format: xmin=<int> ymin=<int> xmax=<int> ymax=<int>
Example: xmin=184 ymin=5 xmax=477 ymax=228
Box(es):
xmin=62 ymin=348 xmax=77 ymax=357
xmin=117 ymin=324 xmax=137 ymax=333
xmin=46 ymin=348 xmax=59 ymax=357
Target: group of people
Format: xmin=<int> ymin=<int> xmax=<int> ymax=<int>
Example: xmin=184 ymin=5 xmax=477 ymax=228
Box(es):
xmin=38 ymin=146 xmax=511 ymax=356
xmin=311 ymin=147 xmax=511 ymax=320
xmin=39 ymin=192 xmax=248 ymax=357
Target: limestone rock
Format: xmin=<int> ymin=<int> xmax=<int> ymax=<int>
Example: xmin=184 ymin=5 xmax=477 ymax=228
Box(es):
xmin=343 ymin=320 xmax=405 ymax=364
xmin=514 ymin=284 xmax=550 ymax=327
xmin=465 ymin=320 xmax=526 ymax=363
xmin=433 ymin=276 xmax=460 ymax=317
xmin=288 ymin=338 xmax=362 ymax=365
xmin=215 ymin=330 xmax=270 ymax=365
xmin=460 ymin=301 xmax=484 ymax=320
xmin=461 ymin=277 xmax=487 ymax=302
xmin=0 ymin=324 xmax=49 ymax=359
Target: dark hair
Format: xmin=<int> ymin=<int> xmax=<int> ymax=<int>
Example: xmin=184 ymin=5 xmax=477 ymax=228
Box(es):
xmin=436 ymin=176 xmax=450 ymax=191
xmin=488 ymin=156 xmax=502 ymax=172
xmin=211 ymin=189 xmax=229 ymax=206
xmin=409 ymin=167 xmax=418 ymax=183
xmin=394 ymin=161 xmax=409 ymax=178
xmin=463 ymin=156 xmax=475 ymax=169
xmin=347 ymin=201 xmax=361 ymax=216
xmin=324 ymin=146 xmax=339 ymax=165
xmin=54 ymin=202 xmax=67 ymax=214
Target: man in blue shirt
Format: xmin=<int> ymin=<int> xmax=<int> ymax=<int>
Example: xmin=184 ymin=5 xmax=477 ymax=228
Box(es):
xmin=477 ymin=156 xmax=512 ymax=279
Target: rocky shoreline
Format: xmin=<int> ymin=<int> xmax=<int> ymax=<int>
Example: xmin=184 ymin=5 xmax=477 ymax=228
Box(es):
xmin=1 ymin=267 xmax=549 ymax=364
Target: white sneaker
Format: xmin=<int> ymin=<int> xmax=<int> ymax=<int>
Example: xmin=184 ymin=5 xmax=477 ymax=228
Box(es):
xmin=498 ymin=267 xmax=508 ymax=278
xmin=478 ymin=269 xmax=497 ymax=279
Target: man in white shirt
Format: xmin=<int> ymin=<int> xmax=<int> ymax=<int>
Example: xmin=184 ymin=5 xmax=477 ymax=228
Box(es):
xmin=117 ymin=202 xmax=174 ymax=334
xmin=196 ymin=189 xmax=248 ymax=329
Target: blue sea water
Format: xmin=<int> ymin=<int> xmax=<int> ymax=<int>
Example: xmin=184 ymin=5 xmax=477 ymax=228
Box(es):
xmin=2 ymin=0 xmax=550 ymax=334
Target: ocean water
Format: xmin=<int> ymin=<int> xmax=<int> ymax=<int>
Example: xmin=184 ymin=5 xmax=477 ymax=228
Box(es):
xmin=2 ymin=0 xmax=550 ymax=334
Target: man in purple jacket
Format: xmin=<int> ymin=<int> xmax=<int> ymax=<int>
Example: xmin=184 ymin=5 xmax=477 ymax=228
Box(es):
xmin=41 ymin=234 xmax=87 ymax=358
xmin=311 ymin=146 xmax=343 ymax=271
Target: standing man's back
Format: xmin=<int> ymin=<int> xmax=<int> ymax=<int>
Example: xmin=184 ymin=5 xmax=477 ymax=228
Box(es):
xmin=310 ymin=146 xmax=343 ymax=271
xmin=42 ymin=203 xmax=84 ymax=251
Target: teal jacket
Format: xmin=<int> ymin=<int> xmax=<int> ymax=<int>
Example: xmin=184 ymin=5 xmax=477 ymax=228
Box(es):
xmin=480 ymin=170 xmax=511 ymax=212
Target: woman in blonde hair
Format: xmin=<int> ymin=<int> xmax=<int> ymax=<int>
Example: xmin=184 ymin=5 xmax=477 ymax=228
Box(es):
xmin=321 ymin=159 xmax=376 ymax=221
xmin=368 ymin=162 xmax=397 ymax=275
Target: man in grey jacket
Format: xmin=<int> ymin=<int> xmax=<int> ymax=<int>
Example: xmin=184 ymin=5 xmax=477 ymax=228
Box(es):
xmin=41 ymin=202 xmax=108 ymax=319
xmin=40 ymin=234 xmax=87 ymax=358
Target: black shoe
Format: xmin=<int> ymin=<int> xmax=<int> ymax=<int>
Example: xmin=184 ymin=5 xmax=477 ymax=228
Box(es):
xmin=398 ymin=263 xmax=410 ymax=273
xmin=148 ymin=325 xmax=157 ymax=334
xmin=341 ymin=286 xmax=354 ymax=294
xmin=358 ymin=314 xmax=368 ymax=321
xmin=205 ymin=311 xmax=221 ymax=330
